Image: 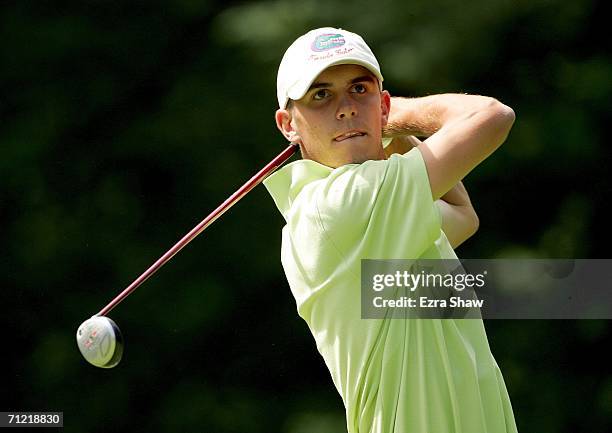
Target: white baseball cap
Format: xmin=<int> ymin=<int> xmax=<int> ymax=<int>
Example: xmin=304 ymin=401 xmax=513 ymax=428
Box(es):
xmin=276 ymin=27 xmax=384 ymax=109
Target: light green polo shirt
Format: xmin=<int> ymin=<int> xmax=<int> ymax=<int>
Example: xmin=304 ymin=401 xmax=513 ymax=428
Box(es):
xmin=264 ymin=149 xmax=517 ymax=433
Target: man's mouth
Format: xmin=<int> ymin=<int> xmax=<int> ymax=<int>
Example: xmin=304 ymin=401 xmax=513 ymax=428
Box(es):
xmin=334 ymin=131 xmax=366 ymax=142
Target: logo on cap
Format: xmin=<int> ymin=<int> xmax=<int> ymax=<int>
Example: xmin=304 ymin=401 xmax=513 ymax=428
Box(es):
xmin=311 ymin=33 xmax=345 ymax=52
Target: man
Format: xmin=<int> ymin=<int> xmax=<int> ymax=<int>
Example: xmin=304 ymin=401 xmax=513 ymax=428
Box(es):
xmin=264 ymin=27 xmax=517 ymax=433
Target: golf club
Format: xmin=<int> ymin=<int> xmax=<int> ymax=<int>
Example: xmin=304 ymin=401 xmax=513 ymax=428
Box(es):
xmin=77 ymin=143 xmax=298 ymax=368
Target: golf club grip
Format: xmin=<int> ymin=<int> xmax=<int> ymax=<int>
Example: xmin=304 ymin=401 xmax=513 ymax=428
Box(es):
xmin=97 ymin=143 xmax=299 ymax=317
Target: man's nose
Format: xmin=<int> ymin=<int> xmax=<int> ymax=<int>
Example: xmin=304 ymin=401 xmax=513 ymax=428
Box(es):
xmin=336 ymin=96 xmax=358 ymax=120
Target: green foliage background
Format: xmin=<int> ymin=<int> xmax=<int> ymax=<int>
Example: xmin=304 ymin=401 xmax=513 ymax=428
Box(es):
xmin=1 ymin=0 xmax=610 ymax=432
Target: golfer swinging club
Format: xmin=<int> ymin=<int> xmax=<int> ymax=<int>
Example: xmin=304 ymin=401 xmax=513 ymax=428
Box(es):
xmin=264 ymin=27 xmax=517 ymax=433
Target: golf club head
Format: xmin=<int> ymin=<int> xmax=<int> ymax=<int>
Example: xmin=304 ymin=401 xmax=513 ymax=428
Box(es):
xmin=76 ymin=316 xmax=123 ymax=368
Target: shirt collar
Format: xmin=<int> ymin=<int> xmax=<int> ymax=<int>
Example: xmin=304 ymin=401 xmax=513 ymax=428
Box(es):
xmin=263 ymin=159 xmax=333 ymax=220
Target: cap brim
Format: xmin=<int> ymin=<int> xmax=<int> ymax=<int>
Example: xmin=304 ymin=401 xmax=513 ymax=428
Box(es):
xmin=286 ymin=58 xmax=384 ymax=103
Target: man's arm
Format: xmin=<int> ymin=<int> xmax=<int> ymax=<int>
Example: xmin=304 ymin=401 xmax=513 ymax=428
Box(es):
xmin=383 ymin=134 xmax=479 ymax=248
xmin=384 ymin=94 xmax=515 ymax=200
xmin=436 ymin=182 xmax=479 ymax=248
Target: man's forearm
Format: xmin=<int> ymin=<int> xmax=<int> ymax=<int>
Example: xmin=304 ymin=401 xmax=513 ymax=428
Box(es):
xmin=383 ymin=96 xmax=442 ymax=138
xmin=436 ymin=182 xmax=479 ymax=248
xmin=381 ymin=93 xmax=508 ymax=247
xmin=383 ymin=94 xmax=509 ymax=138
xmin=438 ymin=181 xmax=472 ymax=207
xmin=384 ymin=93 xmax=514 ymax=200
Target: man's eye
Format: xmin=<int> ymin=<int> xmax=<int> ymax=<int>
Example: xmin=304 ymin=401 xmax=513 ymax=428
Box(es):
xmin=313 ymin=89 xmax=330 ymax=100
xmin=352 ymin=84 xmax=367 ymax=94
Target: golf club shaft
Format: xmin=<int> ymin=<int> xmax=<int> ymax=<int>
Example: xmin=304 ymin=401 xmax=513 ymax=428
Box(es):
xmin=97 ymin=143 xmax=298 ymax=317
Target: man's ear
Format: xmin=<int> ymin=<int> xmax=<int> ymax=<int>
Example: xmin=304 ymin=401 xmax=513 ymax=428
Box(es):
xmin=275 ymin=109 xmax=301 ymax=143
xmin=380 ymin=90 xmax=391 ymax=127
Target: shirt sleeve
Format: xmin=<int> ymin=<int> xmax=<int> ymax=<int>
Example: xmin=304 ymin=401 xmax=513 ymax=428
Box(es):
xmin=314 ymin=148 xmax=441 ymax=260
